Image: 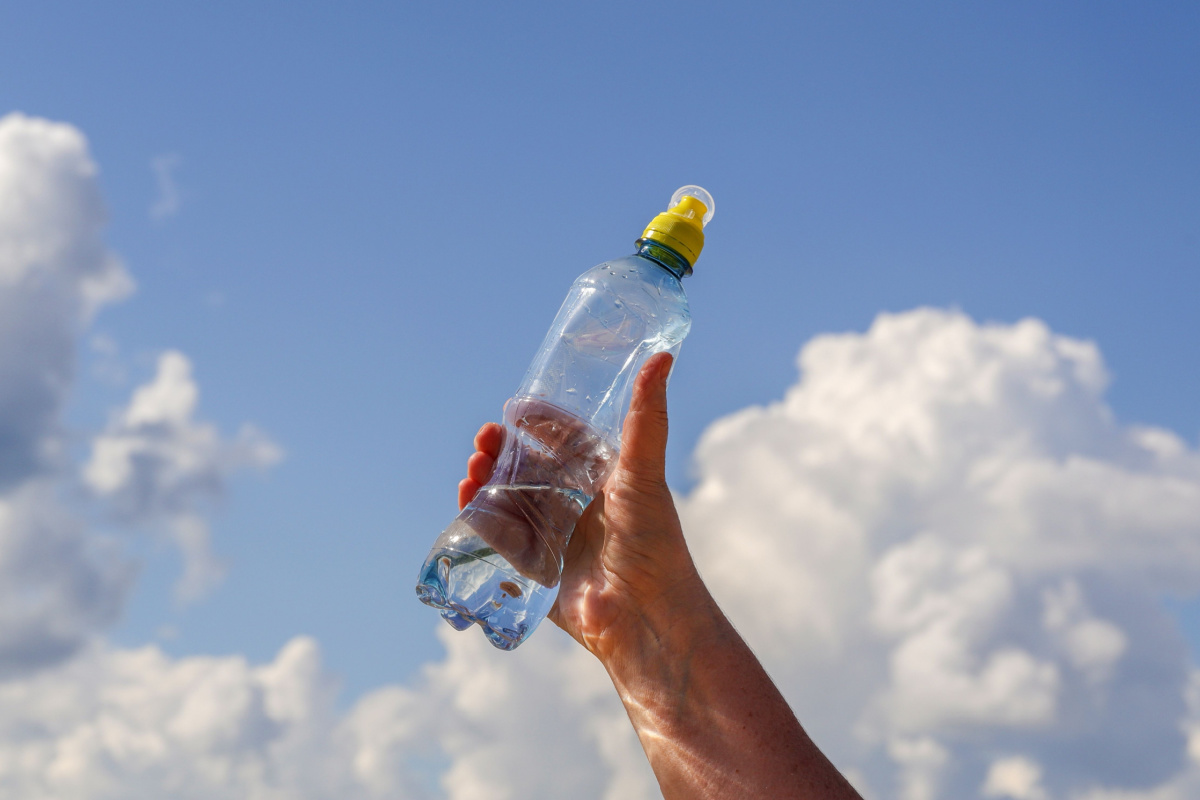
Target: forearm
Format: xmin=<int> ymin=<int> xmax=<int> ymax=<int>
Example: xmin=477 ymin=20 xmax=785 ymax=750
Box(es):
xmin=601 ymin=585 xmax=862 ymax=800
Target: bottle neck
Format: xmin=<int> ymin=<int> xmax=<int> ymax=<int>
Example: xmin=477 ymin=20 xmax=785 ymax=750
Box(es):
xmin=635 ymin=239 xmax=693 ymax=279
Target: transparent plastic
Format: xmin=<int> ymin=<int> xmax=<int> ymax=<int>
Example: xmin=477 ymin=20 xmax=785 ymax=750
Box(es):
xmin=415 ymin=248 xmax=693 ymax=649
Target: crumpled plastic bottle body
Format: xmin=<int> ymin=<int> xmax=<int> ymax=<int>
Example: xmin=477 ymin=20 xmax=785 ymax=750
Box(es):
xmin=415 ymin=254 xmax=691 ymax=649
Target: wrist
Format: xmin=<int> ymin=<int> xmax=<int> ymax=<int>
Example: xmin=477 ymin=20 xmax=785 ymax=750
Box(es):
xmin=597 ymin=576 xmax=730 ymax=706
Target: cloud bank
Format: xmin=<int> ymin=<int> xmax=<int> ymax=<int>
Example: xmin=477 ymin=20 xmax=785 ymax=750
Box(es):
xmin=3 ymin=110 xmax=1200 ymax=798
xmin=0 ymin=112 xmax=136 ymax=676
xmin=679 ymin=310 xmax=1200 ymax=798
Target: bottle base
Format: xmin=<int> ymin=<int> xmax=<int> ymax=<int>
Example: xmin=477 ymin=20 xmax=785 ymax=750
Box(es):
xmin=415 ymin=545 xmax=558 ymax=651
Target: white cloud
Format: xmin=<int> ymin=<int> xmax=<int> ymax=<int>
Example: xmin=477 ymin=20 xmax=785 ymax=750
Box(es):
xmin=888 ymin=736 xmax=948 ymax=800
xmin=869 ymin=535 xmax=1060 ymax=732
xmin=1042 ymin=579 xmax=1128 ymax=685
xmin=84 ymin=351 xmax=281 ymax=601
xmin=0 ymin=636 xmax=344 ymax=798
xmin=423 ymin=627 xmax=657 ymax=800
xmin=0 ymin=112 xmax=133 ymax=489
xmin=85 ymin=350 xmax=281 ymax=520
xmin=982 ymin=756 xmax=1048 ymax=799
xmin=0 ymin=482 xmax=133 ymax=678
xmin=0 ymin=113 xmax=133 ymax=310
xmin=0 ymin=113 xmax=137 ymax=676
xmin=677 ymin=309 xmax=1200 ymax=797
xmin=0 ymin=628 xmax=655 ymax=800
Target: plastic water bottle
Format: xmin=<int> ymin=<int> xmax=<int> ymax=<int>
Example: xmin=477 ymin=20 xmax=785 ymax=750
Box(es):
xmin=415 ymin=186 xmax=714 ymax=650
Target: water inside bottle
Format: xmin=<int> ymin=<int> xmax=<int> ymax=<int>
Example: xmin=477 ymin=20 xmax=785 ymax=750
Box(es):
xmin=415 ymin=399 xmax=617 ymax=649
xmin=415 ymin=522 xmax=560 ymax=650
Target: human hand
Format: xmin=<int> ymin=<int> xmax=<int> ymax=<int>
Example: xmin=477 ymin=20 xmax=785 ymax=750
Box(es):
xmin=458 ymin=352 xmax=710 ymax=663
xmin=459 ymin=354 xmax=864 ymax=799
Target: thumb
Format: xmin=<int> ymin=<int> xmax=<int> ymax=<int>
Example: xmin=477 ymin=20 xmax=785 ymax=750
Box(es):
xmin=619 ymin=352 xmax=673 ymax=482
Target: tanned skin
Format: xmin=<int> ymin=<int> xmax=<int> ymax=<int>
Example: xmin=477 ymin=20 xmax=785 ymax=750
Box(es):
xmin=458 ymin=353 xmax=863 ymax=800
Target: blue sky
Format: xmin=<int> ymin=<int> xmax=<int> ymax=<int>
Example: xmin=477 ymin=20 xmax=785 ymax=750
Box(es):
xmin=1 ymin=2 xmax=1199 ymax=797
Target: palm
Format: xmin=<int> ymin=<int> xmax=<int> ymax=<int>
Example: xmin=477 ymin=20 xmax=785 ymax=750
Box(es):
xmin=546 ymin=491 xmax=616 ymax=649
xmin=550 ymin=447 xmax=689 ymax=654
xmin=458 ymin=353 xmax=696 ymax=659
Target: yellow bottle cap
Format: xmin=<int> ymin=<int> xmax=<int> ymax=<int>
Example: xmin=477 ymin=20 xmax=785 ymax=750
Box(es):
xmin=638 ymin=185 xmax=715 ymax=268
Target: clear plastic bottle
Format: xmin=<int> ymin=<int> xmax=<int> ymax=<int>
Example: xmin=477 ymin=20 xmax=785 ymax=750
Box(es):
xmin=415 ymin=186 xmax=714 ymax=650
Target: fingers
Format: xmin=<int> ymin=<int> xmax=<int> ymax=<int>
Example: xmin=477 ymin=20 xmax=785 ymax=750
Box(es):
xmin=619 ymin=352 xmax=673 ymax=482
xmin=459 ymin=423 xmax=504 ymax=509
xmin=467 ymin=450 xmax=495 ymax=484
xmin=474 ymin=422 xmax=504 ymax=459
xmin=461 ymin=354 xmax=675 ymax=509
xmin=458 ymin=478 xmax=479 ymax=510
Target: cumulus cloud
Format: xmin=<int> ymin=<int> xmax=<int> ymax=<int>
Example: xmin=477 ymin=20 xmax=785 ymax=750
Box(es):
xmin=85 ymin=350 xmax=281 ymax=521
xmin=678 ymin=309 xmax=1200 ymax=798
xmin=888 ymin=736 xmax=949 ymax=800
xmin=0 ymin=113 xmax=139 ymax=674
xmin=0 ymin=627 xmax=654 ymax=800
xmin=1042 ymin=578 xmax=1128 ymax=686
xmin=982 ymin=755 xmax=1048 ymax=799
xmin=870 ymin=535 xmax=1061 ymax=732
xmin=84 ymin=350 xmax=280 ymax=602
xmin=0 ymin=112 xmax=133 ymax=489
xmin=0 ymin=636 xmax=340 ymax=798
xmin=0 ymin=482 xmax=133 ymax=678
